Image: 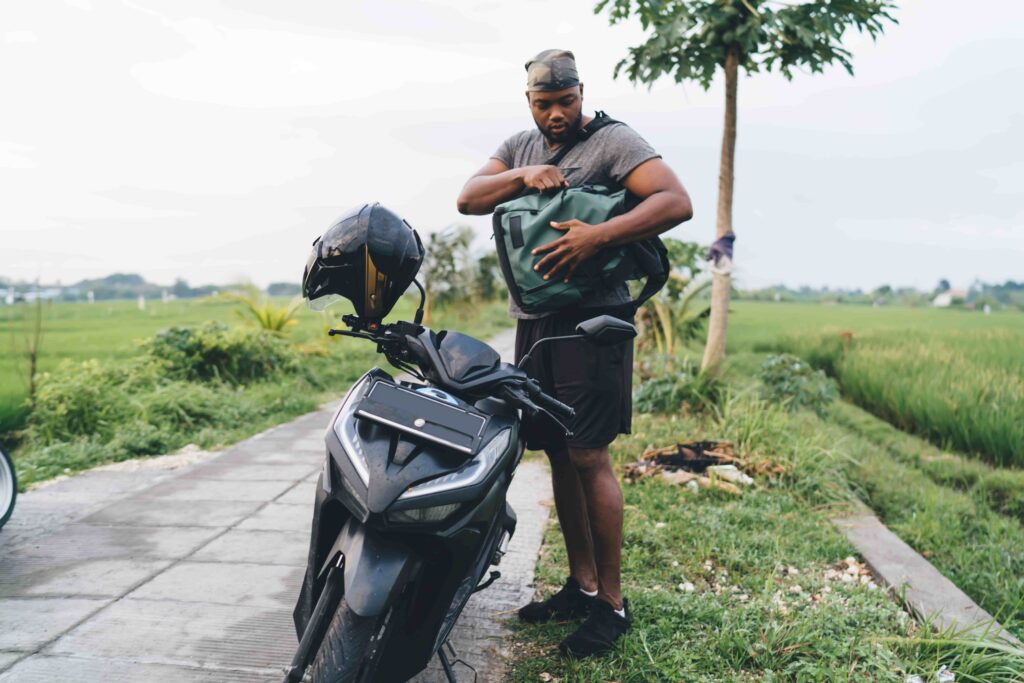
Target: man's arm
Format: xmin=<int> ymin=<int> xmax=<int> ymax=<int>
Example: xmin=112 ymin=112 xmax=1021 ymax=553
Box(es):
xmin=456 ymin=159 xmax=569 ymax=215
xmin=532 ymin=158 xmax=692 ymax=281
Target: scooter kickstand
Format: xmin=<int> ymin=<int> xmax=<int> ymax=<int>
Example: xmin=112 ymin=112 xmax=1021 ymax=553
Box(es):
xmin=437 ymin=641 xmax=477 ymax=683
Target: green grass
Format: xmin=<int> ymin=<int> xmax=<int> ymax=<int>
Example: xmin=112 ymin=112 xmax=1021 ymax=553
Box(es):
xmin=5 ymin=296 xmax=511 ymax=488
xmin=508 ymin=347 xmax=1024 ymax=681
xmin=727 ymin=301 xmax=1024 ymax=353
xmin=831 ymin=402 xmax=1024 ymax=526
xmin=727 ymin=301 xmax=1024 ymax=468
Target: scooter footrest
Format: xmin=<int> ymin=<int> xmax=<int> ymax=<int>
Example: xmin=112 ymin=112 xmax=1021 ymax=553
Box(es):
xmin=472 ymin=570 xmax=500 ymax=594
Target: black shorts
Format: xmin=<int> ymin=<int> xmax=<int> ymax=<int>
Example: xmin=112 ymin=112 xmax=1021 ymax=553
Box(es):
xmin=514 ymin=308 xmax=634 ymax=452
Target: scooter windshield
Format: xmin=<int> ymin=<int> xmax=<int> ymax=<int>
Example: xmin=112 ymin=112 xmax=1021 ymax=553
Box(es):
xmin=437 ymin=332 xmax=501 ymax=384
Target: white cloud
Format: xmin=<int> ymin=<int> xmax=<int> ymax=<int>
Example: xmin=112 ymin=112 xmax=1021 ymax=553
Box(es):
xmin=4 ymin=30 xmax=37 ymax=43
xmin=126 ymin=5 xmax=507 ymax=109
xmin=0 ymin=141 xmax=36 ymax=168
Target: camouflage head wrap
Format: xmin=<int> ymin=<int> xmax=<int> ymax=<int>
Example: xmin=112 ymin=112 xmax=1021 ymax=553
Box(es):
xmin=525 ymin=49 xmax=579 ymax=92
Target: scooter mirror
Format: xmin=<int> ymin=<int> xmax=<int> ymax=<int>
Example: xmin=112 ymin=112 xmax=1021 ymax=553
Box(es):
xmin=575 ymin=315 xmax=637 ymax=347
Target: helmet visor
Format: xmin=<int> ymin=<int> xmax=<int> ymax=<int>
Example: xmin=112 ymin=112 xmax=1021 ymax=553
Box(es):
xmin=307 ymin=292 xmax=346 ymax=312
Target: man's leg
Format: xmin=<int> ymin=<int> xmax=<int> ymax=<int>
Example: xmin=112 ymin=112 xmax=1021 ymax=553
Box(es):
xmin=545 ymin=446 xmax=598 ymax=592
xmin=566 ymin=445 xmax=623 ymax=610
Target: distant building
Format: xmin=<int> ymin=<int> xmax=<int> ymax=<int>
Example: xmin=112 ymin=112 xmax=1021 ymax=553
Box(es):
xmin=23 ymin=288 xmax=63 ymax=303
xmin=932 ymin=289 xmax=967 ymax=308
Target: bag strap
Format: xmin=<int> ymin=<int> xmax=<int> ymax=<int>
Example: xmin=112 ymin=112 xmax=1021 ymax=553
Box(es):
xmin=545 ymin=111 xmax=619 ymax=167
xmin=596 ymin=237 xmax=670 ymax=313
xmin=627 ymin=238 xmax=671 ymax=310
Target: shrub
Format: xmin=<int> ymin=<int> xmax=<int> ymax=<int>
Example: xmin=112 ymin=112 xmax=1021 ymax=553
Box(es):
xmin=634 ymin=353 xmax=724 ymax=415
xmin=144 ymin=322 xmax=299 ymax=384
xmin=27 ymin=358 xmax=159 ymax=444
xmin=760 ymin=353 xmax=838 ymax=416
xmin=25 ymin=323 xmax=299 ymax=449
xmin=140 ymin=381 xmax=230 ymax=430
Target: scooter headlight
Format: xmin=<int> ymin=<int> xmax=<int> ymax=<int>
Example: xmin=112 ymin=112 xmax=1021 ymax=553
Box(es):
xmin=397 ymin=429 xmax=512 ymax=501
xmin=332 ymin=376 xmax=373 ymax=486
xmin=387 ymin=503 xmax=462 ymax=524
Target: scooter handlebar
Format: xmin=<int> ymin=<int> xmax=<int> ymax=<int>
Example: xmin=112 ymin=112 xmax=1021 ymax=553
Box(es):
xmin=527 ymin=386 xmax=575 ymax=422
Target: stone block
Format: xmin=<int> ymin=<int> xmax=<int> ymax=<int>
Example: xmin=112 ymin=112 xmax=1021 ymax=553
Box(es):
xmin=0 ymin=653 xmax=23 ymax=673
xmin=85 ymin=499 xmax=262 ymax=528
xmin=236 ymin=503 xmax=311 ymax=532
xmin=190 ymin=529 xmax=309 ymax=566
xmin=185 ymin=462 xmax=317 ymax=482
xmin=275 ymin=480 xmax=317 ymax=506
xmin=10 ymin=523 xmax=219 ymax=561
xmin=48 ymin=598 xmax=297 ymax=671
xmin=0 ymin=597 xmax=109 ymax=650
xmin=0 ymin=656 xmax=274 ymax=683
xmin=214 ymin=448 xmax=324 ymax=467
xmin=127 ymin=561 xmax=302 ymax=608
xmin=141 ymin=477 xmax=294 ymax=503
xmin=0 ymin=556 xmax=170 ymax=599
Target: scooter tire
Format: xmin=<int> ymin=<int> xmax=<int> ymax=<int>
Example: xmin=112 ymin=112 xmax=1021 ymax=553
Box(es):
xmin=0 ymin=445 xmax=16 ymax=530
xmin=309 ymin=599 xmax=392 ymax=683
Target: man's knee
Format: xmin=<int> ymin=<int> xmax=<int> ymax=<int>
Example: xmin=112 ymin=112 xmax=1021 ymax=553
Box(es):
xmin=567 ymin=445 xmax=610 ymax=473
xmin=544 ymin=446 xmax=572 ymax=468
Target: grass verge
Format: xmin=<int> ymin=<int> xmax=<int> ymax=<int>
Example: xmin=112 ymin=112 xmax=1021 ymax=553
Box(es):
xmin=508 ymin=349 xmax=1024 ymax=681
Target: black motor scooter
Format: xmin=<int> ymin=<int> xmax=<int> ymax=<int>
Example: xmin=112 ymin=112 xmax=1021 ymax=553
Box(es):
xmin=284 ymin=284 xmax=635 ymax=683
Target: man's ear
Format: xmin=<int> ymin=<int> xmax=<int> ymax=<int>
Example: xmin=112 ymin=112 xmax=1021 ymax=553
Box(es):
xmin=525 ymin=91 xmax=532 ymax=105
xmin=578 ymin=83 xmax=584 ymax=100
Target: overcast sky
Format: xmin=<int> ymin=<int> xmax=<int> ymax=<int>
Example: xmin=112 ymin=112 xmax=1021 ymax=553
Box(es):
xmin=2 ymin=0 xmax=1021 ymax=292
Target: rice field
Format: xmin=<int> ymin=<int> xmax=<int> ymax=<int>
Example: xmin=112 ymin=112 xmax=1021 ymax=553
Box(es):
xmin=728 ymin=301 xmax=1024 ymax=468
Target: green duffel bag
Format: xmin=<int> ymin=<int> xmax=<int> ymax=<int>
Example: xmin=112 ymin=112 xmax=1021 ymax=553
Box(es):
xmin=492 ymin=184 xmax=669 ymax=314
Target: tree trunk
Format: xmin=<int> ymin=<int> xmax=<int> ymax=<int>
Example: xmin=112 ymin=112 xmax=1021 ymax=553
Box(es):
xmin=701 ymin=46 xmax=739 ymax=377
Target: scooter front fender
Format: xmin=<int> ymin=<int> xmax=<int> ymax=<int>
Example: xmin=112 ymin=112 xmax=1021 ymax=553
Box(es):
xmin=320 ymin=518 xmax=415 ymax=618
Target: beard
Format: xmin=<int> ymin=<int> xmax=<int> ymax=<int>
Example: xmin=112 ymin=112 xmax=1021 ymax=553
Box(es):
xmin=538 ymin=111 xmax=583 ymax=144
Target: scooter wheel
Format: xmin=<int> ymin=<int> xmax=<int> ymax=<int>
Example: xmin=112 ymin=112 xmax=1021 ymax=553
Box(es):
xmin=309 ymin=599 xmax=392 ymax=683
xmin=0 ymin=444 xmax=16 ymax=530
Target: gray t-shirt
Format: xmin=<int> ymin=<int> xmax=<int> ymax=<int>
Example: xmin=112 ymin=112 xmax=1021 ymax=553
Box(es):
xmin=491 ymin=119 xmax=660 ymax=319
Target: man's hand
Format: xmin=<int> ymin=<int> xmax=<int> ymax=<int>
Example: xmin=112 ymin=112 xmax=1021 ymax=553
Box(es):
xmin=532 ymin=219 xmax=606 ymax=282
xmin=520 ymin=165 xmax=569 ymax=193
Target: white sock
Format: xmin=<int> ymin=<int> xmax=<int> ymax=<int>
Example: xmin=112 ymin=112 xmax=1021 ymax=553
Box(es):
xmin=614 ymin=607 xmax=626 ymax=618
xmin=579 ymin=587 xmax=598 ymax=598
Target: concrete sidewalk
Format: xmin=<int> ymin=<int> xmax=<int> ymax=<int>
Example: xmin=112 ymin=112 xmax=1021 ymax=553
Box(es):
xmin=0 ymin=329 xmax=552 ymax=682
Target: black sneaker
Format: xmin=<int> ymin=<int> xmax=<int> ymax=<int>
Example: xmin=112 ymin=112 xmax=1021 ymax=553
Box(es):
xmin=558 ymin=597 xmax=631 ymax=658
xmin=517 ymin=577 xmax=596 ymax=624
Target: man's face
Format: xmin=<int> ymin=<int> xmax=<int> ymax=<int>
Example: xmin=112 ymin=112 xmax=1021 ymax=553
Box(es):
xmin=526 ymin=85 xmax=584 ymax=144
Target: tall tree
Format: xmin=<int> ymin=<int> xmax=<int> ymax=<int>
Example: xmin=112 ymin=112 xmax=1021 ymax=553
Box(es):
xmin=596 ymin=0 xmax=896 ymax=375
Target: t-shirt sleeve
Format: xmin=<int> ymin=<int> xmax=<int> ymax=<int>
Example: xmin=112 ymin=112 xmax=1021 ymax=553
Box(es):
xmin=603 ymin=124 xmax=661 ymax=183
xmin=490 ymin=133 xmax=519 ymax=168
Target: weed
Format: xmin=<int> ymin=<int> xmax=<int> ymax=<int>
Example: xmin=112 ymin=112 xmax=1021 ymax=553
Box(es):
xmin=634 ymin=353 xmax=724 ymax=415
xmin=226 ymin=290 xmax=303 ymax=333
xmin=760 ymin=353 xmax=838 ymax=416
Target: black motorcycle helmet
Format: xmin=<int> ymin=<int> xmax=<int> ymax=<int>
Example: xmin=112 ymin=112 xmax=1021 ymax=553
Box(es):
xmin=302 ymin=203 xmax=424 ymax=319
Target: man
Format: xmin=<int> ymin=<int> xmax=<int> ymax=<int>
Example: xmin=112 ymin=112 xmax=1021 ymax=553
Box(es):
xmin=456 ymin=49 xmax=692 ymax=658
